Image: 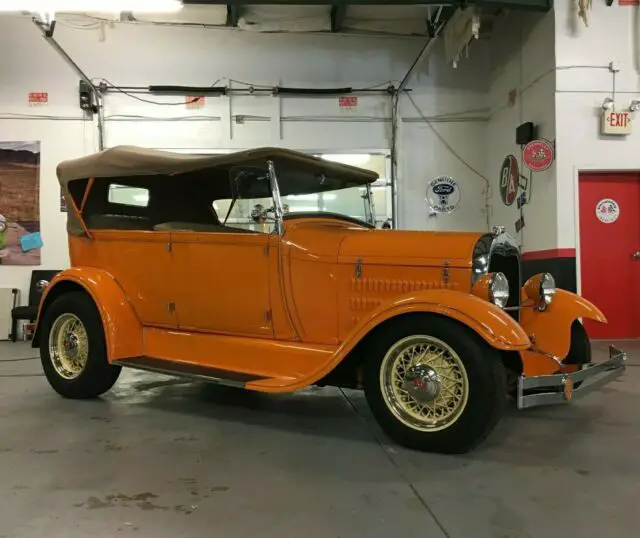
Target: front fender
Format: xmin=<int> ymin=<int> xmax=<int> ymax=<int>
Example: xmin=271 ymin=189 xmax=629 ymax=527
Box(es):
xmin=34 ymin=267 xmax=143 ymax=362
xmin=519 ymin=289 xmax=606 ymax=375
xmin=291 ymin=289 xmax=530 ymax=391
xmin=338 ymin=288 xmax=531 ymax=356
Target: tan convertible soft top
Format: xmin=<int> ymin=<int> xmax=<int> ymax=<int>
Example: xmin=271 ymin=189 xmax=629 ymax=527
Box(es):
xmin=58 ymin=145 xmax=379 ymax=237
xmin=56 ymin=145 xmax=378 ymax=186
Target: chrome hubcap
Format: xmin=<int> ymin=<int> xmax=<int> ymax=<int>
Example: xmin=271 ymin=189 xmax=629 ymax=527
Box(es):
xmin=402 ymin=364 xmax=442 ymax=404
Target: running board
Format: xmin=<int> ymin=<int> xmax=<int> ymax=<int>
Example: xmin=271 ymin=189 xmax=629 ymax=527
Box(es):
xmin=114 ymin=356 xmax=267 ymax=389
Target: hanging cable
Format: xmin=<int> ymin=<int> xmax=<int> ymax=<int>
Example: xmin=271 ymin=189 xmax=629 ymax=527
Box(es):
xmin=406 ymin=92 xmax=490 ymax=231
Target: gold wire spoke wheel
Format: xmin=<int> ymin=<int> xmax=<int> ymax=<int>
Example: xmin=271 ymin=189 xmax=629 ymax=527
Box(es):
xmin=380 ymin=335 xmax=469 ymax=432
xmin=48 ymin=313 xmax=90 ymax=380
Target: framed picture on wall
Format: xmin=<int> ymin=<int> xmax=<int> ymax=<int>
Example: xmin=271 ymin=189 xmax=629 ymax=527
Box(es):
xmin=0 ymin=141 xmax=42 ymax=265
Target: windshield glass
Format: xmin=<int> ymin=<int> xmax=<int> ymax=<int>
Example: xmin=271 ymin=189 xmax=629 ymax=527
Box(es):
xmin=213 ymin=183 xmax=375 ymax=234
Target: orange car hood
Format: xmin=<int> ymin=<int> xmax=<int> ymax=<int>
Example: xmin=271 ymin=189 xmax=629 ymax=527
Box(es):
xmin=338 ymin=229 xmax=485 ymax=268
xmin=285 ymin=220 xmax=484 ymax=268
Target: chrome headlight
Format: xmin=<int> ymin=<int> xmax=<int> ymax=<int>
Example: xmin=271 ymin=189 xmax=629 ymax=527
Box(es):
xmin=472 ymin=253 xmax=489 ymax=282
xmin=523 ymin=272 xmax=556 ymax=309
xmin=489 ymin=272 xmax=510 ymax=308
xmin=540 ymin=273 xmax=556 ymax=305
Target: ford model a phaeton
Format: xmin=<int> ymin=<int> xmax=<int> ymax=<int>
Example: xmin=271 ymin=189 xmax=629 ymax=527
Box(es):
xmin=35 ymin=146 xmax=626 ymax=454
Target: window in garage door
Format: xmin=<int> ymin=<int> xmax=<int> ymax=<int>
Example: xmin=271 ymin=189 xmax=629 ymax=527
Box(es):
xmin=314 ymin=153 xmax=391 ymax=227
xmin=579 ymin=172 xmax=640 ymax=339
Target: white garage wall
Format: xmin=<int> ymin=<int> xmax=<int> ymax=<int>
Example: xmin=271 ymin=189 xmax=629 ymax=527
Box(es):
xmin=0 ymin=14 xmax=490 ymax=296
xmin=398 ymin=72 xmax=489 ymax=231
xmin=555 ymin=1 xmax=640 ymax=252
xmin=485 ymin=10 xmax=556 ymax=253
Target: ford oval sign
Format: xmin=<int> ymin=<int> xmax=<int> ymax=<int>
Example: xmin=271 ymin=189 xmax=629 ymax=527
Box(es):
xmin=427 ymin=176 xmax=461 ymax=214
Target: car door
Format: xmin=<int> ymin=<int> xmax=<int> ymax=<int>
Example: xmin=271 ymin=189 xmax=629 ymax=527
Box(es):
xmin=82 ymin=181 xmax=178 ymax=328
xmin=93 ymin=231 xmax=178 ymax=327
xmin=170 ymin=229 xmax=273 ymax=338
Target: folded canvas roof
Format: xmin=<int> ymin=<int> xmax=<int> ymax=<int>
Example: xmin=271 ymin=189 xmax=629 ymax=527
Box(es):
xmin=56 ymin=146 xmax=379 ymax=186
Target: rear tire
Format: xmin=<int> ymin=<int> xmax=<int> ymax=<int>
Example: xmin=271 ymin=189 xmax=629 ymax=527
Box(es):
xmin=39 ymin=291 xmax=121 ymax=399
xmin=362 ymin=314 xmax=506 ymax=454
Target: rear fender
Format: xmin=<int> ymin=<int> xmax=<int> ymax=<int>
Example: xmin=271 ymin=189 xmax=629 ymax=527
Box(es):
xmin=519 ymin=289 xmax=606 ymax=376
xmin=34 ymin=267 xmax=143 ymax=361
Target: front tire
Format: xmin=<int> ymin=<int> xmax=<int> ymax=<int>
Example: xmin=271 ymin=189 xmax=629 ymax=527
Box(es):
xmin=563 ymin=321 xmax=591 ymax=366
xmin=561 ymin=321 xmax=592 ymax=388
xmin=363 ymin=314 xmax=506 ymax=454
xmin=40 ymin=291 xmax=121 ymax=399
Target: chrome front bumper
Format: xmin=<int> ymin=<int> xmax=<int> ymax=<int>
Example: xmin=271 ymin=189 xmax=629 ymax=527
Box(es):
xmin=517 ymin=345 xmax=627 ymax=410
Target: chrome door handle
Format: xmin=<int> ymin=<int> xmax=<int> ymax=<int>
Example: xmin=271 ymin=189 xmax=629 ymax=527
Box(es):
xmin=632 ymin=251 xmax=640 ymax=260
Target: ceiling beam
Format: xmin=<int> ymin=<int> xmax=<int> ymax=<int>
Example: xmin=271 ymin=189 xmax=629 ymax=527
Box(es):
xmin=184 ymin=0 xmax=552 ymax=10
xmin=330 ymin=4 xmax=346 ymax=32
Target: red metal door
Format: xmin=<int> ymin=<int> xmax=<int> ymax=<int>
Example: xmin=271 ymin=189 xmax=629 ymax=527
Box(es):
xmin=579 ymin=172 xmax=640 ymax=339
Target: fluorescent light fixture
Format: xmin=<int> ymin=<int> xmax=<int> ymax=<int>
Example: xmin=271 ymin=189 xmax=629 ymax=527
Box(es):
xmin=0 ymin=0 xmax=183 ymax=13
xmin=133 ymin=193 xmax=149 ymax=203
xmin=321 ymin=154 xmax=371 ymax=167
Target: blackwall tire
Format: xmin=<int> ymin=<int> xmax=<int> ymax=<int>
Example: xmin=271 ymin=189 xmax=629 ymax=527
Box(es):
xmin=363 ymin=314 xmax=506 ymax=454
xmin=563 ymin=321 xmax=592 ymax=366
xmin=39 ymin=291 xmax=121 ymax=399
xmin=562 ymin=321 xmax=592 ymax=388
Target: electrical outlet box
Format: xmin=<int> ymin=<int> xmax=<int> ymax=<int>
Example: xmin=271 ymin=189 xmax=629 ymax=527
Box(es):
xmin=78 ymin=80 xmax=94 ymax=113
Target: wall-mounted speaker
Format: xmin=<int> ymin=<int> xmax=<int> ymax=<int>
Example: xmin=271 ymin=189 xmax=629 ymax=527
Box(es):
xmin=515 ymin=122 xmax=536 ymax=145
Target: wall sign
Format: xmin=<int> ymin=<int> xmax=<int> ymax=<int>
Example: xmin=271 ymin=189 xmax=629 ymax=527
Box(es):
xmin=595 ymin=198 xmax=620 ymax=224
xmin=339 ymin=96 xmax=358 ymax=110
xmin=499 ymin=155 xmax=519 ymax=206
xmin=28 ymin=92 xmax=48 ymax=105
xmin=601 ymin=110 xmax=632 ymax=135
xmin=522 ymin=139 xmax=554 ymax=171
xmin=427 ymin=176 xmax=461 ymax=214
xmin=515 ymin=215 xmax=525 ymax=233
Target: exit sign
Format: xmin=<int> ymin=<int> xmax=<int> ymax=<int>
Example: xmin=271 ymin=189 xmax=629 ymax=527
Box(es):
xmin=601 ymin=110 xmax=632 ymax=135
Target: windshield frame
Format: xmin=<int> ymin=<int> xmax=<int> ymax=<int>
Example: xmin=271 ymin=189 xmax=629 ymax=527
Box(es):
xmin=267 ymin=159 xmax=375 ymax=234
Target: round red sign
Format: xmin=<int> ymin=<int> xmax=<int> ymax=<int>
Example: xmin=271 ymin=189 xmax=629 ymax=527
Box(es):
xmin=522 ymin=139 xmax=554 ymax=172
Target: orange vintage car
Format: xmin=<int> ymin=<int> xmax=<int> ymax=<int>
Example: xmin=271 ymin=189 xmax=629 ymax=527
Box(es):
xmin=34 ymin=146 xmax=626 ymax=454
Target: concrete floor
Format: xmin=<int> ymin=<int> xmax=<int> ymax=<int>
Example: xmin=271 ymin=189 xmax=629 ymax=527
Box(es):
xmin=0 ymin=341 xmax=638 ymax=538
